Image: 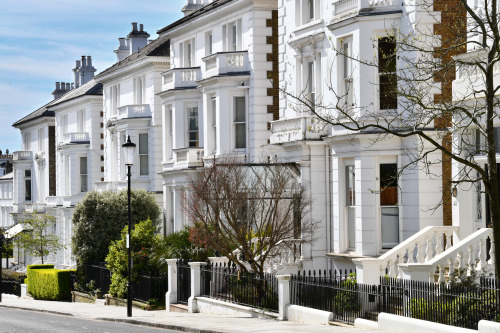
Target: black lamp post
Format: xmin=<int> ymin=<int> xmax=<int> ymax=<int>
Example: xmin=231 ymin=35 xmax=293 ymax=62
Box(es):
xmin=0 ymin=233 xmax=5 ymax=303
xmin=122 ymin=135 xmax=136 ymax=317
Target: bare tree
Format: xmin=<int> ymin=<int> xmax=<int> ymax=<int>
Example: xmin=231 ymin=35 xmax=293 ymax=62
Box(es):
xmin=185 ymin=157 xmax=317 ymax=277
xmin=282 ymin=2 xmax=500 ymax=274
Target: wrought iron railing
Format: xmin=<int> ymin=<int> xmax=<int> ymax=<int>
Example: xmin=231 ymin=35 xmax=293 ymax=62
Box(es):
xmin=200 ymin=262 xmax=279 ymax=312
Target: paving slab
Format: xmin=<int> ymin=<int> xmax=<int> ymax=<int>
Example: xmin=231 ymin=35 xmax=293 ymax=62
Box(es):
xmin=0 ymin=294 xmax=386 ymax=333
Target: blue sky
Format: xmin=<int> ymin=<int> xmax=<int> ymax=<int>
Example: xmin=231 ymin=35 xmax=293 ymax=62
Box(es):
xmin=0 ymin=0 xmax=186 ymax=152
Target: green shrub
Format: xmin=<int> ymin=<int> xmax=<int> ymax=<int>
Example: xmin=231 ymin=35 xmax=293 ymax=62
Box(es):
xmin=229 ymin=274 xmax=278 ymax=311
xmin=28 ymin=268 xmax=75 ymax=300
xmin=409 ymin=298 xmax=451 ymax=324
xmin=26 ymin=264 xmax=54 ymax=287
xmin=334 ymin=274 xmax=360 ymax=313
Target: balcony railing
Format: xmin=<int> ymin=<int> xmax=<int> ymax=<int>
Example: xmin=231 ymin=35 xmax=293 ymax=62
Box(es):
xmin=162 ymin=67 xmax=201 ymax=91
xmin=173 ymin=147 xmax=204 ymax=167
xmin=13 ymin=151 xmax=32 ymax=161
xmin=61 ymin=132 xmax=90 ymax=145
xmin=25 ymin=203 xmax=46 ymax=213
xmin=117 ymin=104 xmax=152 ymax=119
xmin=270 ymin=116 xmax=328 ymax=144
xmin=202 ymin=51 xmax=250 ymax=79
xmin=333 ymin=0 xmax=402 ymax=20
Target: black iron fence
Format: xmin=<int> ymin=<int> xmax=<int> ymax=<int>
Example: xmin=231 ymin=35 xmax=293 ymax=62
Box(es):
xmin=73 ymin=263 xmax=111 ymax=294
xmin=71 ymin=263 xmax=168 ymax=305
xmin=177 ymin=259 xmax=191 ymax=305
xmin=289 ymin=270 xmax=500 ymax=329
xmin=1 ymin=280 xmax=22 ymax=296
xmin=133 ymin=271 xmax=168 ymax=304
xmin=200 ymin=262 xmax=279 ymax=313
xmin=381 ymin=276 xmax=500 ymax=330
xmin=290 ymin=270 xmax=380 ymax=323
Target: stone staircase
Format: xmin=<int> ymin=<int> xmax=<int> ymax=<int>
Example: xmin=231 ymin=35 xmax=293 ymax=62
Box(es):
xmin=355 ymin=226 xmax=495 ymax=284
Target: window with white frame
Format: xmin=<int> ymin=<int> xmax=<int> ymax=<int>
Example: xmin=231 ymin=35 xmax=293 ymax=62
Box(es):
xmin=345 ymin=164 xmax=355 ymax=250
xmin=183 ymin=40 xmax=194 ymax=67
xmin=297 ymin=0 xmax=317 ymax=25
xmin=306 ymin=60 xmax=315 ymax=107
xmin=226 ymin=20 xmax=241 ymax=51
xmin=38 ymin=128 xmax=44 ymax=152
xmin=60 ymin=115 xmax=68 ymax=135
xmin=80 ymin=156 xmax=88 ymax=192
xmin=135 ymin=77 xmax=144 ymax=104
xmin=211 ymin=97 xmax=217 ymax=154
xmin=23 ymin=132 xmax=31 ymax=151
xmin=25 ymin=169 xmax=31 ymax=201
xmin=234 ymin=96 xmax=246 ymax=149
xmin=378 ymin=36 xmax=397 ymax=110
xmin=380 ymin=163 xmax=399 ymax=249
xmin=77 ymin=109 xmax=85 ymax=133
xmin=187 ymin=106 xmax=199 ymax=147
xmin=342 ymin=39 xmax=354 ymax=107
xmin=111 ymin=85 xmax=120 ymax=115
xmin=166 ymin=105 xmax=173 ymax=160
xmin=139 ymin=133 xmax=149 ymax=176
xmin=206 ymin=31 xmax=213 ymax=55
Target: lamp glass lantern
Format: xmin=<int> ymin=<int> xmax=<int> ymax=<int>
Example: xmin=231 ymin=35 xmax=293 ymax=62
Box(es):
xmin=122 ymin=135 xmax=136 ymax=166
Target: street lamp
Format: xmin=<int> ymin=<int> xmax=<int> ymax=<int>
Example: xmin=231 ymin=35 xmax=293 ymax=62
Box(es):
xmin=0 ymin=233 xmax=5 ymax=303
xmin=122 ymin=135 xmax=136 ymax=317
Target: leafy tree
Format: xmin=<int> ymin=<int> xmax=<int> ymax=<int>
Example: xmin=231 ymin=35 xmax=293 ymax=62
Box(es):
xmin=185 ymin=157 xmax=317 ymax=278
xmin=72 ymin=190 xmax=160 ymax=266
xmin=14 ymin=213 xmax=64 ymax=264
xmin=149 ymin=226 xmax=215 ymax=272
xmin=105 ymin=219 xmax=159 ymax=298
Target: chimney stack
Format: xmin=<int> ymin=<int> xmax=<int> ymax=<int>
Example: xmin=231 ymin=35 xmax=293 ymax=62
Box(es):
xmin=182 ymin=0 xmax=206 ymax=16
xmin=73 ymin=56 xmax=96 ymax=88
xmin=127 ymin=22 xmax=150 ymax=54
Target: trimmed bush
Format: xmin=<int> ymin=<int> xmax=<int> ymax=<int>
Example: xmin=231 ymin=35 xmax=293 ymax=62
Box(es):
xmin=26 ymin=264 xmax=54 ymax=288
xmin=28 ymin=268 xmax=75 ymax=300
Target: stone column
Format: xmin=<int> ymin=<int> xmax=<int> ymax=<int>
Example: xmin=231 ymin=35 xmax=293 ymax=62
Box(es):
xmin=165 ymin=259 xmax=178 ymax=311
xmin=276 ymin=274 xmax=291 ymax=321
xmin=188 ymin=262 xmax=207 ymax=313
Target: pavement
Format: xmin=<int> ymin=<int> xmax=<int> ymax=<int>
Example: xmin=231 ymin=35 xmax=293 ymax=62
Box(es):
xmin=0 ymin=294 xmax=386 ymax=333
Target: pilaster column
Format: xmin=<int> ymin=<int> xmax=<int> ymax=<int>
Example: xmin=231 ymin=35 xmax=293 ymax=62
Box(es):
xmin=165 ymin=259 xmax=178 ymax=311
xmin=276 ymin=274 xmax=291 ymax=321
xmin=188 ymin=262 xmax=207 ymax=313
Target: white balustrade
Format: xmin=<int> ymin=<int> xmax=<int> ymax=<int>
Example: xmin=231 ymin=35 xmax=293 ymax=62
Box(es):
xmin=202 ymin=51 xmax=249 ymax=79
xmin=62 ymin=132 xmax=89 ymax=145
xmin=333 ymin=0 xmax=401 ymax=19
xmin=270 ymin=116 xmax=328 ymax=144
xmin=13 ymin=151 xmax=33 ymax=160
xmin=354 ymin=226 xmax=459 ymax=284
xmin=162 ymin=67 xmax=201 ymax=91
xmin=117 ymin=104 xmax=151 ymax=119
xmin=173 ymin=147 xmax=204 ymax=167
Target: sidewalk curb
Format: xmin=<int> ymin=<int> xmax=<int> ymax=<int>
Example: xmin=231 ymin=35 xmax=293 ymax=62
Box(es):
xmin=0 ymin=304 xmax=75 ymax=317
xmin=97 ymin=317 xmax=230 ymax=333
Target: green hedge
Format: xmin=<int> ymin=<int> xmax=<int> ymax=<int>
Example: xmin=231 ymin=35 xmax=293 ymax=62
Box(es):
xmin=26 ymin=264 xmax=54 ymax=291
xmin=28 ymin=268 xmax=75 ymax=301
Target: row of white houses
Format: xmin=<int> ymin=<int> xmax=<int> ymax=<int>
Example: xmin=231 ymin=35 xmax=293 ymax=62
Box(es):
xmin=3 ymin=0 xmax=493 ymax=278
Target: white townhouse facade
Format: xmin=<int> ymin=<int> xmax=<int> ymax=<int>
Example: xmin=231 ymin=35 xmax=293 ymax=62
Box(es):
xmin=0 ymin=172 xmax=14 ymax=230
xmin=94 ymin=23 xmax=171 ymax=234
xmin=156 ymin=0 xmax=280 ymax=235
xmin=11 ymin=57 xmax=100 ymax=268
xmin=269 ymin=0 xmax=461 ymax=272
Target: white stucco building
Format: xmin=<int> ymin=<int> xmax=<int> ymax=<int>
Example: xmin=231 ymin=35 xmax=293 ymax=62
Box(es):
xmin=94 ymin=22 xmax=171 ymax=234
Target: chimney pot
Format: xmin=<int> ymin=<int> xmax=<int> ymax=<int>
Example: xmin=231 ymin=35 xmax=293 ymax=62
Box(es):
xmin=56 ymin=82 xmax=60 ymax=90
xmin=140 ymin=24 xmax=144 ymax=32
xmin=66 ymin=83 xmax=71 ymax=90
xmin=132 ymin=22 xmax=138 ymax=32
xmin=81 ymin=55 xmax=86 ymax=67
xmin=87 ymin=56 xmax=92 ymax=67
xmin=75 ymin=60 xmax=81 ymax=68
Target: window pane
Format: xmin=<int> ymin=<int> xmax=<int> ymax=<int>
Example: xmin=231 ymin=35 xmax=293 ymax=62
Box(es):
xmin=80 ymin=175 xmax=88 ymax=192
xmin=348 ymin=206 xmax=356 ymax=249
xmin=381 ymin=207 xmax=399 ymax=248
xmin=378 ymin=37 xmax=396 ymax=73
xmin=139 ymin=134 xmax=148 ymax=154
xmin=235 ymin=124 xmax=246 ymax=148
xmin=25 ymin=180 xmax=31 ymax=201
xmin=25 ymin=170 xmax=31 ymax=177
xmin=140 ymin=155 xmax=149 ymax=175
xmin=380 ymin=74 xmax=397 ymax=110
xmin=346 ymin=165 xmax=355 ymax=206
xmin=380 ymin=163 xmax=397 ymax=206
xmin=80 ymin=157 xmax=87 ymax=175
xmin=494 ymin=128 xmax=500 ymax=153
xmin=234 ymin=97 xmax=245 ymax=122
xmin=189 ymin=107 xmax=198 ymax=131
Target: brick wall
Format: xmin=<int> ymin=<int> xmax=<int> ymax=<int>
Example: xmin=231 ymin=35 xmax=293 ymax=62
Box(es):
xmin=433 ymin=1 xmax=467 ymax=226
xmin=266 ymin=10 xmax=279 ymax=124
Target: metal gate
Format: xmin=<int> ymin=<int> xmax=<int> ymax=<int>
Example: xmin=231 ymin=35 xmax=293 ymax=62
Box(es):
xmin=177 ymin=259 xmax=191 ymax=305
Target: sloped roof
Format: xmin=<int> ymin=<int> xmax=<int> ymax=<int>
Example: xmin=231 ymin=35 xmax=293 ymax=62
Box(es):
xmin=13 ymin=80 xmax=103 ymax=127
xmin=50 ymin=79 xmax=102 ymax=108
xmin=157 ymin=0 xmax=233 ymax=34
xmin=94 ymin=36 xmax=170 ymax=79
